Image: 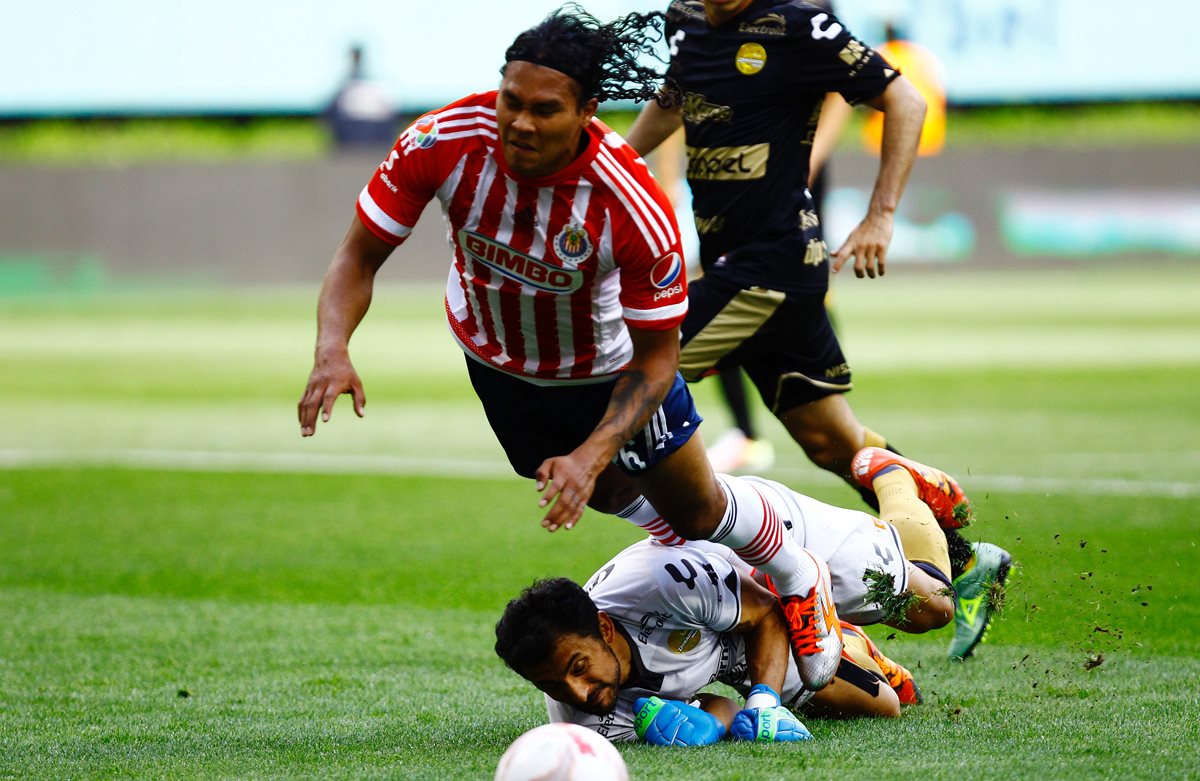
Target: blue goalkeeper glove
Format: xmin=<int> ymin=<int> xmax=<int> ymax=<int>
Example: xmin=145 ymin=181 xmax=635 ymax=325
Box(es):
xmin=634 ymin=696 xmax=726 ymax=746
xmin=730 ymin=684 xmax=813 ymax=742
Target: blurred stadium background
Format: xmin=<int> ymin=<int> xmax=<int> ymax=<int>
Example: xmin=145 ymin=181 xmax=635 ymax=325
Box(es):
xmin=2 ymin=1 xmax=1199 ymax=779
xmin=2 ymin=0 xmax=1199 ymax=288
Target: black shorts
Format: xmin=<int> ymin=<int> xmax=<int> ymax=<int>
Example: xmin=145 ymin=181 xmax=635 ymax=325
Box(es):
xmin=465 ymin=358 xmax=704 ymax=479
xmin=679 ymin=273 xmax=851 ymax=415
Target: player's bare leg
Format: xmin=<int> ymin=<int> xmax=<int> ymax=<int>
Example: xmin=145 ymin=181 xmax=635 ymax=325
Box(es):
xmin=631 ymin=434 xmax=725 ymax=539
xmin=777 ymin=394 xmax=890 ymax=507
xmin=776 ymin=398 xmax=977 ymax=570
xmin=888 ymin=565 xmax=954 ymax=633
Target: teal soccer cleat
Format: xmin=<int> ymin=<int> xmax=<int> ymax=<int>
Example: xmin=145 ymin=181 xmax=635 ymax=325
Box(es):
xmin=948 ymin=542 xmax=1012 ymax=660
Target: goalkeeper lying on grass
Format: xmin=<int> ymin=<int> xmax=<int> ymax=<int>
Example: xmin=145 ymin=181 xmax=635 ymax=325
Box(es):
xmin=494 ymin=537 xmax=922 ymax=745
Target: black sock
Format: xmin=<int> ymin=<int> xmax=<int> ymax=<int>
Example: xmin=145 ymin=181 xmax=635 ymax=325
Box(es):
xmin=946 ymin=529 xmax=973 ymax=579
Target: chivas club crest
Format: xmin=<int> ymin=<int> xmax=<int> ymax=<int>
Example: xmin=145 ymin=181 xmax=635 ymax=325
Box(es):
xmin=553 ymin=222 xmax=593 ymax=265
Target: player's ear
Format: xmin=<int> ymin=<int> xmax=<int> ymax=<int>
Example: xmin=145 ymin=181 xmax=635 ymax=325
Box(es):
xmin=596 ymin=611 xmax=615 ymax=643
xmin=578 ymin=97 xmax=598 ymax=125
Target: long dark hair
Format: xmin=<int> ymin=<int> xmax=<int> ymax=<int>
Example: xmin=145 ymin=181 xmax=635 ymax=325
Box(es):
xmin=503 ymin=3 xmax=676 ymax=106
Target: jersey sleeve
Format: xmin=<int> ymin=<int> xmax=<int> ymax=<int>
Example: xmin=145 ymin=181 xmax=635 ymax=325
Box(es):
xmin=649 ymin=546 xmax=743 ymax=634
xmin=786 ymin=7 xmax=899 ymax=106
xmin=594 ymin=128 xmax=689 ymax=332
xmin=355 ymin=93 xmax=489 ymax=245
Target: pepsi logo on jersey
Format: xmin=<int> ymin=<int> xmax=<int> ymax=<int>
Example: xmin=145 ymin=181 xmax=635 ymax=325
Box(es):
xmin=651 ymin=252 xmax=684 ymax=301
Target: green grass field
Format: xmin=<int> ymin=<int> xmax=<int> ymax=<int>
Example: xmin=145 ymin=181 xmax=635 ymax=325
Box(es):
xmin=3 ymin=264 xmax=1199 ymax=779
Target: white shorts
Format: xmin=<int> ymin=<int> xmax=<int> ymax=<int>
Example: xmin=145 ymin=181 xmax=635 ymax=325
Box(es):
xmin=739 ymin=477 xmax=911 ymax=625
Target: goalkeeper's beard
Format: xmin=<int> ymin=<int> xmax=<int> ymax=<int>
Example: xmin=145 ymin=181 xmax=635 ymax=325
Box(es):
xmin=581 ymin=646 xmax=622 ymax=716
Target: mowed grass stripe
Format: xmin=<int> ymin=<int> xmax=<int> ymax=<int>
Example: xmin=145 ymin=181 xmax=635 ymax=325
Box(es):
xmin=3 ymin=447 xmax=1200 ymax=498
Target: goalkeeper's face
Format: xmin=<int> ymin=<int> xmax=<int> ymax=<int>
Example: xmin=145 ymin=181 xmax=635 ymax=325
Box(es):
xmin=522 ymin=633 xmax=622 ymax=716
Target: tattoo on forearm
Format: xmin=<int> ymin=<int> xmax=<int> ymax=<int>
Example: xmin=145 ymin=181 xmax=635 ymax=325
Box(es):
xmin=600 ymin=369 xmax=665 ymax=444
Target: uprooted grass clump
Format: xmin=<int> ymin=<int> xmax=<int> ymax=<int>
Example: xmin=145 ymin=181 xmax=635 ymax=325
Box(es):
xmin=862 ymin=568 xmax=920 ymax=624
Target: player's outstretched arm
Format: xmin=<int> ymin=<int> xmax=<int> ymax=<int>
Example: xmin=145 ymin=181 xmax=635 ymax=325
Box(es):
xmin=536 ymin=325 xmax=680 ymax=531
xmin=624 ymin=98 xmax=683 ymax=158
xmin=831 ymin=75 xmax=925 ymax=280
xmin=298 ymin=218 xmax=395 ymax=437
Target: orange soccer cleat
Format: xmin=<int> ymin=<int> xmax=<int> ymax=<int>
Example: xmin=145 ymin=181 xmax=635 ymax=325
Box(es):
xmin=850 ymin=447 xmax=974 ymax=529
xmin=778 ymin=551 xmax=843 ymax=692
xmin=842 ymin=621 xmax=923 ymax=705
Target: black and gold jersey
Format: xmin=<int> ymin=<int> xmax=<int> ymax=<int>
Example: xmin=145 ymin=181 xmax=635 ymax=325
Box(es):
xmin=666 ymin=0 xmax=897 ymax=292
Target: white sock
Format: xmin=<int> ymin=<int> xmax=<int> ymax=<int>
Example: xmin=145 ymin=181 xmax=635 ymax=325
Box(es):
xmin=708 ymin=475 xmax=816 ymax=596
xmin=616 ymin=496 xmax=685 ymax=546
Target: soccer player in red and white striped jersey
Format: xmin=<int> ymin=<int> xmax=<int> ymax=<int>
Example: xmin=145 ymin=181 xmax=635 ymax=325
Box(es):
xmin=298 ymin=5 xmax=842 ymax=692
xmin=357 ymin=90 xmax=683 ymax=383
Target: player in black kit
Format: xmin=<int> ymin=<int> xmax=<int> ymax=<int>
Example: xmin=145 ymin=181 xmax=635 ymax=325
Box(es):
xmin=626 ymin=0 xmax=1011 ymax=660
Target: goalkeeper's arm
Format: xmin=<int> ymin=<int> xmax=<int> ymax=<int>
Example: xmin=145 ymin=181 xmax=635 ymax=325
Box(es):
xmin=729 ymin=570 xmax=791 ymax=697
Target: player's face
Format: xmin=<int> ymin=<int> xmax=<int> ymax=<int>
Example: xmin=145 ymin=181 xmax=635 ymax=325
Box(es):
xmin=702 ymin=0 xmax=755 ymax=25
xmin=523 ymin=633 xmax=622 ymax=716
xmin=496 ymin=61 xmax=598 ymax=178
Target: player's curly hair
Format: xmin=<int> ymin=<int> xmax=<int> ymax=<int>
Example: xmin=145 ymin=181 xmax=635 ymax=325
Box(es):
xmin=495 ymin=578 xmax=601 ymax=674
xmin=503 ymin=3 xmax=677 ymax=107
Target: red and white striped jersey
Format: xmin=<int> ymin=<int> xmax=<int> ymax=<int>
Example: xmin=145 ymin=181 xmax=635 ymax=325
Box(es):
xmin=356 ymin=91 xmax=687 ymax=384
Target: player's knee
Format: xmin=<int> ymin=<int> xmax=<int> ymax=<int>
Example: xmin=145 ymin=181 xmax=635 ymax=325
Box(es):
xmin=589 ymin=467 xmax=642 ymax=514
xmin=638 ymin=474 xmax=726 ymax=540
xmin=906 ymin=593 xmax=954 ymax=632
xmin=874 ymin=687 xmax=902 ymax=719
xmin=927 ymin=593 xmax=955 ymax=629
xmin=587 ymin=483 xmax=640 ymax=515
xmin=663 ymin=505 xmax=722 ymax=541
xmin=656 ymin=493 xmax=724 ymax=541
xmin=791 ymin=428 xmax=854 ymax=474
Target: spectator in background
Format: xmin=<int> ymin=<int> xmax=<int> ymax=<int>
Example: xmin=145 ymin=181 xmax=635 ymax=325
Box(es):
xmin=326 ymin=45 xmax=399 ymax=149
xmin=862 ymin=23 xmax=946 ymax=158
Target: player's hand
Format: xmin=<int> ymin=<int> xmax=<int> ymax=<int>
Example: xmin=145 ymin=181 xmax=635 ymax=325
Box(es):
xmin=831 ymin=211 xmax=894 ymax=279
xmin=730 ymin=684 xmax=813 ymax=742
xmin=731 ymin=704 xmax=811 ymax=742
xmin=534 ymin=449 xmax=601 ymax=532
xmin=297 ymin=351 xmax=365 ymax=437
xmin=634 ymin=697 xmax=726 ymax=746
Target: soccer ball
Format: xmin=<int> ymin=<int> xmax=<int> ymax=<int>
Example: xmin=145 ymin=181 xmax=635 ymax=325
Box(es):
xmin=494 ymin=723 xmax=628 ymax=781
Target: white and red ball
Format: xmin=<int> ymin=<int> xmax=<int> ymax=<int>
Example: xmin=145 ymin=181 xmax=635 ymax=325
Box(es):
xmin=494 ymin=723 xmax=628 ymax=781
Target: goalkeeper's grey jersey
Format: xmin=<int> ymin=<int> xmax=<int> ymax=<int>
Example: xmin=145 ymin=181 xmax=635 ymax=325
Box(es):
xmin=545 ymin=539 xmax=811 ymax=741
